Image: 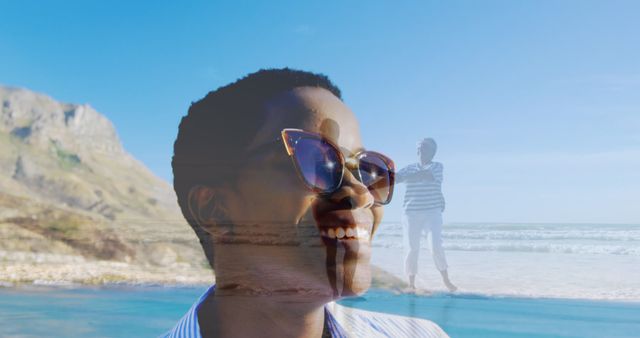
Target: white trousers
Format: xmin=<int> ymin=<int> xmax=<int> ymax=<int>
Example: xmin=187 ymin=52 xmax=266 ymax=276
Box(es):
xmin=403 ymin=209 xmax=448 ymax=275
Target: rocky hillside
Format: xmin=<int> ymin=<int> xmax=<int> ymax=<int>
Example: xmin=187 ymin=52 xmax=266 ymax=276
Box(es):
xmin=0 ymin=85 xmax=211 ymax=284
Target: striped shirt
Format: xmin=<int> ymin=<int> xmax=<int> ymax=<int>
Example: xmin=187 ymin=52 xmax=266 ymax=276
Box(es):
xmin=161 ymin=285 xmax=449 ymax=338
xmin=396 ymin=162 xmax=445 ymax=212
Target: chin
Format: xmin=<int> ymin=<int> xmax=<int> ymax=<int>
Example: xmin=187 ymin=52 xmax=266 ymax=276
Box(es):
xmin=336 ymin=259 xmax=372 ymax=298
xmin=345 ymin=276 xmax=372 ymax=297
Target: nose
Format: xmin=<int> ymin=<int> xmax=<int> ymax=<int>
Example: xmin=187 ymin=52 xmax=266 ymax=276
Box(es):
xmin=327 ymin=169 xmax=374 ymax=209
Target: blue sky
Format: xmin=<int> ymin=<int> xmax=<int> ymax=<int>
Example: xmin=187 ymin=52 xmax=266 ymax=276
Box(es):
xmin=1 ymin=1 xmax=638 ymax=223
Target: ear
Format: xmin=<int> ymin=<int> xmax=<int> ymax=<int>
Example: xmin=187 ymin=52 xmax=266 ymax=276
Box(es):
xmin=187 ymin=185 xmax=230 ymax=234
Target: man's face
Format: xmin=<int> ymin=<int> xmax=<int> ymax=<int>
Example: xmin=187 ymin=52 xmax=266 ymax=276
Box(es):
xmin=419 ymin=145 xmax=436 ymax=163
xmin=214 ymin=87 xmax=383 ymax=299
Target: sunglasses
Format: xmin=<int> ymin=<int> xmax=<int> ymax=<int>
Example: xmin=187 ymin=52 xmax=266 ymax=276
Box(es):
xmin=279 ymin=128 xmax=395 ymax=205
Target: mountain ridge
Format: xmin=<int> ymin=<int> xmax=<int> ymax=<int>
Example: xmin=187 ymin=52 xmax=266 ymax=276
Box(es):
xmin=0 ymin=85 xmax=210 ymax=284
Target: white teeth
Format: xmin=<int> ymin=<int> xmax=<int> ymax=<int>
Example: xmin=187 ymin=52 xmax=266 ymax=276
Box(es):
xmin=345 ymin=228 xmax=355 ymax=238
xmin=357 ymin=227 xmax=368 ymax=238
xmin=321 ymin=226 xmax=370 ymax=240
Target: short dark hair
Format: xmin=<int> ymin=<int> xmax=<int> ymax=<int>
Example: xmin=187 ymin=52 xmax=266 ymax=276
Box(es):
xmin=172 ymin=68 xmax=342 ymax=269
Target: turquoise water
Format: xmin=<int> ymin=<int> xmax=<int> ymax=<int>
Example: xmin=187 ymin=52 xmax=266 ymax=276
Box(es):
xmin=1 ymin=286 xmax=639 ymax=337
xmin=0 ymin=286 xmax=203 ymax=337
xmin=342 ymin=290 xmax=640 ymax=338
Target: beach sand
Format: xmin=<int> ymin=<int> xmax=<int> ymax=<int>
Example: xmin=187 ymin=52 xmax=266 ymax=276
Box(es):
xmin=372 ymin=247 xmax=640 ymax=301
xmin=0 ymin=252 xmax=213 ymax=286
xmin=0 ymin=250 xmax=407 ymax=289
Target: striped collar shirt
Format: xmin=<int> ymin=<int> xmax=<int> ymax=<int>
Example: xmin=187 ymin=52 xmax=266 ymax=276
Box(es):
xmin=161 ymin=285 xmax=449 ymax=338
xmin=396 ymin=162 xmax=445 ymax=212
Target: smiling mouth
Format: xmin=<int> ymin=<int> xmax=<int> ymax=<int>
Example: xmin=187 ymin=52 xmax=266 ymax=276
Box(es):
xmin=319 ymin=225 xmax=370 ymax=241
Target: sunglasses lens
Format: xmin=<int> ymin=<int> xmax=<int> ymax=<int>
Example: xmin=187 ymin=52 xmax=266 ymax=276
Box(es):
xmin=292 ymin=137 xmax=342 ymax=193
xmin=358 ymin=153 xmax=393 ymax=204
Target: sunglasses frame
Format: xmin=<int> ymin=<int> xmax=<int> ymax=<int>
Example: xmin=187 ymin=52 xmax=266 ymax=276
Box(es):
xmin=280 ymin=128 xmax=395 ymax=205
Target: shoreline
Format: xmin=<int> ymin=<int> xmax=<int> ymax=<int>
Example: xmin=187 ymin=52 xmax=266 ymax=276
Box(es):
xmin=2 ymin=282 xmax=640 ymax=305
xmin=3 ymin=249 xmax=639 ymax=303
xmin=0 ymin=258 xmax=408 ymax=289
xmin=371 ymin=247 xmax=640 ymax=303
xmin=3 ymin=278 xmax=639 ymax=303
xmin=0 ymin=259 xmax=215 ymax=287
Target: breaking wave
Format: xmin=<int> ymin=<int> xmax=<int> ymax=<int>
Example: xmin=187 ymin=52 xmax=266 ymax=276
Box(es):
xmin=373 ymin=222 xmax=640 ymax=255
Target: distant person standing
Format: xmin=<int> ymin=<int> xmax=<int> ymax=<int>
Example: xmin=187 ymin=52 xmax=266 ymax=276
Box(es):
xmin=397 ymin=138 xmax=457 ymax=292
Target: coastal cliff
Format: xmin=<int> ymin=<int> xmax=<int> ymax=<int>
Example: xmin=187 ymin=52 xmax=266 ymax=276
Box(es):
xmin=0 ymin=85 xmax=211 ymax=285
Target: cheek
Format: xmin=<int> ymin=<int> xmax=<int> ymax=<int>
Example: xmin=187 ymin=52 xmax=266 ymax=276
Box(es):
xmin=235 ymin=169 xmax=313 ymax=224
xmin=371 ymin=206 xmax=384 ymax=236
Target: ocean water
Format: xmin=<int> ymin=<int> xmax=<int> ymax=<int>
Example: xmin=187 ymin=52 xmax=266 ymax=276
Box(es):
xmin=371 ymin=222 xmax=640 ymax=300
xmin=1 ymin=223 xmax=638 ymax=337
xmin=373 ymin=222 xmax=640 ymax=256
xmin=0 ymin=286 xmax=203 ymax=337
xmin=1 ymin=286 xmax=639 ymax=338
